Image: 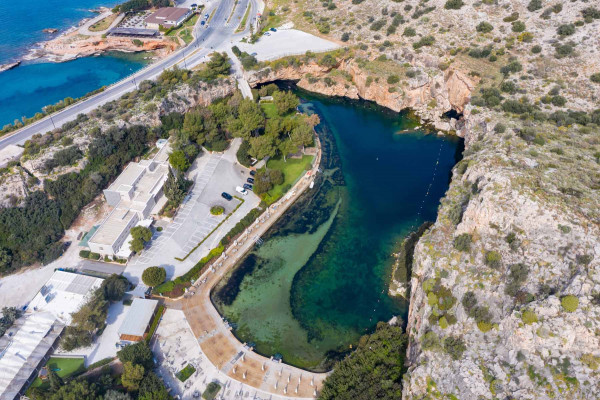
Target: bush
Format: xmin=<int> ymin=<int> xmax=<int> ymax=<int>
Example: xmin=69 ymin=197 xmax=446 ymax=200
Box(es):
xmin=477 ymin=321 xmax=492 ymax=332
xmin=500 ymin=61 xmax=522 ymax=76
xmin=511 ymin=21 xmax=526 ymax=33
xmin=476 ymin=22 xmax=493 ymax=33
xmin=210 ymin=206 xmax=224 ymax=216
xmin=561 ymin=295 xmax=579 ymax=312
xmin=453 ymin=233 xmax=472 ymax=252
xmin=421 ymin=331 xmax=440 ymax=351
xmin=521 ymin=310 xmax=538 ymax=324
xmin=505 ymin=263 xmax=529 ymax=296
xmin=413 ymin=35 xmax=435 ymax=49
xmin=557 ymin=24 xmax=575 ymax=37
xmin=443 ymin=336 xmax=466 ymax=360
xmin=527 ymin=0 xmax=542 ymax=12
xmin=203 ymin=382 xmax=221 ymax=400
xmin=439 ymin=316 xmax=448 ymax=329
xmin=403 ymin=27 xmax=416 ymax=37
xmin=142 ymin=266 xmax=166 ymax=287
xmin=118 ymin=341 xmax=154 ymax=369
xmin=341 ymin=32 xmax=350 ymax=42
xmin=484 ymin=251 xmax=501 ymax=268
xmin=531 ymin=45 xmax=542 ymax=54
xmin=444 ymin=0 xmax=464 ymax=10
xmin=79 ymin=250 xmax=91 ymax=258
xmin=494 ymin=123 xmax=507 ymax=133
xmin=370 ymin=19 xmax=386 ymax=31
xmin=387 ymin=75 xmax=400 ymax=84
xmin=590 ymin=73 xmax=600 ymax=84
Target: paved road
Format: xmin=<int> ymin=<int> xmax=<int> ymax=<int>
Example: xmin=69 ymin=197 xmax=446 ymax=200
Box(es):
xmin=0 ymin=0 xmax=255 ymax=150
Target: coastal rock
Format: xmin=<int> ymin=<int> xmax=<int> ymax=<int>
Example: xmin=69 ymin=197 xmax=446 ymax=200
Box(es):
xmin=0 ymin=61 xmax=20 ymax=73
xmin=42 ymin=28 xmax=59 ymax=34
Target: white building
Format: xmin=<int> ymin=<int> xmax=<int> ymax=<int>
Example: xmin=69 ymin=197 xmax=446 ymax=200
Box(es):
xmin=117 ymin=298 xmax=158 ymax=342
xmin=87 ymin=142 xmax=171 ymax=258
xmin=0 ymin=271 xmax=104 ymax=399
xmin=145 ymin=7 xmax=191 ymax=30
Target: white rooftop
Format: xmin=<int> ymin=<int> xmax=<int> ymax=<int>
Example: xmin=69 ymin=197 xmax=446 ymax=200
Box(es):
xmin=27 ymin=270 xmax=104 ymax=324
xmin=118 ymin=298 xmax=158 ymax=338
xmin=0 ymin=312 xmax=64 ymax=400
xmin=89 ymin=207 xmax=138 ymax=247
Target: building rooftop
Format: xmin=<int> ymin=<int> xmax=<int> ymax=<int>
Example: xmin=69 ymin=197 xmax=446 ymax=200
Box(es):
xmin=118 ymin=298 xmax=158 ymax=338
xmin=0 ymin=312 xmax=64 ymax=400
xmin=108 ymin=27 xmax=159 ymax=37
xmin=89 ymin=207 xmax=138 ymax=247
xmin=145 ymin=7 xmax=190 ymax=26
xmin=27 ymin=271 xmax=104 ymax=324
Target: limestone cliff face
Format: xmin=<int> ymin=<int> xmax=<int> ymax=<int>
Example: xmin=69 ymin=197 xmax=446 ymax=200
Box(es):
xmin=247 ymin=59 xmax=475 ymax=134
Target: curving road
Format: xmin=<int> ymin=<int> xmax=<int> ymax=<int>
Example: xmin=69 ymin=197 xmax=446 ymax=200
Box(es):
xmin=0 ymin=0 xmax=254 ymax=150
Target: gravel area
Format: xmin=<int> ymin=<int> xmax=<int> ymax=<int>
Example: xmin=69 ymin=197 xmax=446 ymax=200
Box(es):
xmin=236 ymin=29 xmax=339 ymax=61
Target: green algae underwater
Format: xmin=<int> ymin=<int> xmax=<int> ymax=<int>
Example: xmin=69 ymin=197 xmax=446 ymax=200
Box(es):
xmin=212 ymin=86 xmax=463 ymax=371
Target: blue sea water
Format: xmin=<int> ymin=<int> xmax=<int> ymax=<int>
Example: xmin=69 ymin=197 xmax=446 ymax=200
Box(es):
xmin=0 ymin=0 xmax=149 ymax=127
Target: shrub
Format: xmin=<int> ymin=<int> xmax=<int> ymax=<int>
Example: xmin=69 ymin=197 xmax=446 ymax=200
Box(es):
xmin=476 ymin=22 xmax=494 ymax=33
xmin=503 ymin=12 xmax=519 ymax=23
xmin=590 ymin=73 xmax=600 ymax=84
xmin=494 ymin=123 xmax=506 ymax=133
xmin=511 ymin=21 xmax=526 ymax=33
xmin=500 ymin=61 xmax=522 ymax=76
xmin=557 ymin=24 xmax=575 ymax=37
xmin=439 ymin=316 xmax=449 ymax=329
xmin=142 ymin=266 xmax=166 ymax=287
xmin=421 ymin=331 xmax=440 ymax=350
xmin=370 ymin=19 xmax=386 ymax=31
xmin=505 ymin=263 xmax=529 ymax=296
xmin=341 ymin=32 xmax=350 ymax=42
xmin=453 ymin=233 xmax=472 ymax=252
xmin=79 ymin=250 xmax=91 ymax=258
xmin=555 ymin=43 xmax=574 ymax=58
xmin=561 ymin=295 xmax=579 ymax=312
xmin=531 ymin=45 xmax=542 ymax=54
xmin=477 ymin=321 xmax=492 ymax=332
xmin=521 ymin=310 xmax=538 ymax=324
xmin=527 ymin=0 xmax=542 ymax=12
xmin=403 ymin=27 xmax=416 ymax=37
xmin=210 ymin=206 xmax=224 ymax=216
xmin=413 ymin=35 xmax=435 ymax=49
xmin=444 ymin=0 xmax=464 ymax=10
xmin=462 ymin=291 xmax=477 ymax=313
xmin=443 ymin=336 xmax=466 ymax=360
xmin=387 ymin=75 xmax=400 ymax=84
xmin=484 ymin=251 xmax=501 ymax=268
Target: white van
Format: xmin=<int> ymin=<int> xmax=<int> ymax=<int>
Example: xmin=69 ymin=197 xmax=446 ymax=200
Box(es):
xmin=235 ymin=186 xmax=248 ymax=196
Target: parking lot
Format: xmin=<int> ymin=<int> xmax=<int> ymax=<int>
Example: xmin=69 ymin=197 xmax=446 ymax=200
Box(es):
xmin=124 ymin=139 xmax=260 ymax=285
xmin=117 ymin=11 xmax=151 ymax=30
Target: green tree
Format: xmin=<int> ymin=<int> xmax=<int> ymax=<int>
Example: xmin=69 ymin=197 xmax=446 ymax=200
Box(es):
xmin=200 ymin=52 xmax=231 ymax=80
xmin=49 ymin=379 xmax=100 ymax=400
xmin=48 ymin=369 xmax=63 ymax=392
xmin=227 ymin=99 xmax=265 ymax=139
xmin=130 ymin=226 xmax=152 ymax=253
xmin=118 ymin=341 xmax=155 ymax=369
xmin=139 ymin=372 xmax=171 ymax=400
xmin=142 ymin=266 xmax=166 ymax=287
xmin=272 ymin=91 xmax=299 ymax=115
xmin=121 ymin=361 xmax=145 ymax=391
xmin=101 ymin=274 xmax=129 ymax=301
xmin=168 ymin=150 xmax=191 ymax=172
xmin=104 ymin=390 xmax=132 ymax=400
xmin=164 ymin=167 xmax=190 ymax=206
xmin=182 ymin=111 xmax=204 ymax=144
xmin=249 ymin=135 xmax=277 ymax=160
xmin=319 ymin=323 xmax=406 ymax=400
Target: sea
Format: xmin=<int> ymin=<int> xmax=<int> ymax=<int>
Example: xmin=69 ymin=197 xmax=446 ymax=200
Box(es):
xmin=0 ymin=0 xmax=149 ymax=127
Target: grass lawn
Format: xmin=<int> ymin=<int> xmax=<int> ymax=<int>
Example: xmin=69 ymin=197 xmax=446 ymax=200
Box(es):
xmin=167 ymin=13 xmax=200 ymax=45
xmin=176 ymin=364 xmax=197 ymax=382
xmin=260 ymin=102 xmax=278 ymax=119
xmin=203 ymin=382 xmax=221 ymax=400
xmin=262 ymin=155 xmax=314 ymax=204
xmin=30 ymin=357 xmax=85 ymax=388
xmin=89 ymin=13 xmax=117 ymax=32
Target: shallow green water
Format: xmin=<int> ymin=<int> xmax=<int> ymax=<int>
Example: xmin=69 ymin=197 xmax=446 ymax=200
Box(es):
xmin=213 ymin=87 xmax=462 ymax=371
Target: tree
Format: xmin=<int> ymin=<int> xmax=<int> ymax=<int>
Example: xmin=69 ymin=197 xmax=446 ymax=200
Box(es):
xmin=249 ymin=135 xmax=276 ymax=160
xmin=48 ymin=369 xmax=63 ymax=392
xmin=444 ymin=0 xmax=464 ymax=9
xmin=319 ymin=323 xmax=406 ymax=400
xmin=121 ymin=361 xmax=145 ymax=391
xmin=130 ymin=226 xmax=152 ymax=253
xmin=272 ymin=91 xmax=299 ymax=115
xmin=290 ymin=122 xmax=314 ymax=147
xmin=443 ymin=336 xmax=466 ymax=360
xmin=49 ymin=379 xmax=100 ymax=400
xmin=117 ymin=341 xmax=154 ymax=369
xmin=168 ymin=150 xmax=190 ymax=172
xmin=104 ymin=390 xmax=132 ymax=400
xmin=200 ymin=52 xmax=231 ymax=80
xmin=182 ymin=111 xmax=204 ymax=144
xmin=101 ymin=274 xmax=129 ymax=301
xmin=164 ymin=167 xmax=190 ymax=206
xmin=142 ymin=266 xmax=166 ymax=287
xmin=138 ymin=372 xmax=171 ymax=400
xmin=227 ymin=99 xmax=265 ymax=139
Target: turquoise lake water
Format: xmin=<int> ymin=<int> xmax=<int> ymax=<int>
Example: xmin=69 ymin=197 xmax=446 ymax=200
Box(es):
xmin=213 ymin=87 xmax=463 ymax=371
xmin=0 ymin=0 xmax=148 ymax=127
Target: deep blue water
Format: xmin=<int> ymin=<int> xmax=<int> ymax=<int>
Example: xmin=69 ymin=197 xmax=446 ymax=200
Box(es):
xmin=0 ymin=0 xmax=148 ymax=127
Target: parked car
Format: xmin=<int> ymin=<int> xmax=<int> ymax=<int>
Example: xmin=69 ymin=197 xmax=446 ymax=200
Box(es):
xmin=250 ymin=52 xmax=257 ymax=57
xmin=235 ymin=186 xmax=248 ymax=196
xmin=263 ymin=32 xmax=270 ymax=36
xmin=205 ymin=13 xmax=209 ymax=19
xmin=270 ymin=28 xmax=277 ymax=32
xmin=221 ymin=192 xmax=232 ymax=201
xmin=243 ymin=183 xmax=253 ymax=191
xmin=201 ymin=20 xmax=205 ymax=26
xmin=249 ymin=170 xmax=256 ymax=176
xmin=247 ymin=177 xmax=255 ymax=184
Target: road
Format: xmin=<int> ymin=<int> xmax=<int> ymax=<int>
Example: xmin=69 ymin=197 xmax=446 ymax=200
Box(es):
xmin=0 ymin=0 xmax=255 ymax=150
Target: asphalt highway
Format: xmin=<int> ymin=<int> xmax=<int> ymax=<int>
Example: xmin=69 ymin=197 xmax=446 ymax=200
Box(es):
xmin=0 ymin=0 xmax=254 ymax=149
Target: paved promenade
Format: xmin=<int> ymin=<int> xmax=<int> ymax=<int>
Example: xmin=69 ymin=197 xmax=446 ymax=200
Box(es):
xmin=181 ymin=141 xmax=327 ymax=399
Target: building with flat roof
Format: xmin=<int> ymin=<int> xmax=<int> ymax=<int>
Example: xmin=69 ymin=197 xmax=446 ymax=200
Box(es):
xmin=145 ymin=7 xmax=191 ymax=30
xmin=107 ymin=27 xmax=160 ymax=37
xmin=87 ymin=142 xmax=171 ymax=258
xmin=27 ymin=270 xmax=104 ymax=325
xmin=0 ymin=271 xmax=103 ymax=399
xmin=117 ymin=298 xmax=159 ymax=342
